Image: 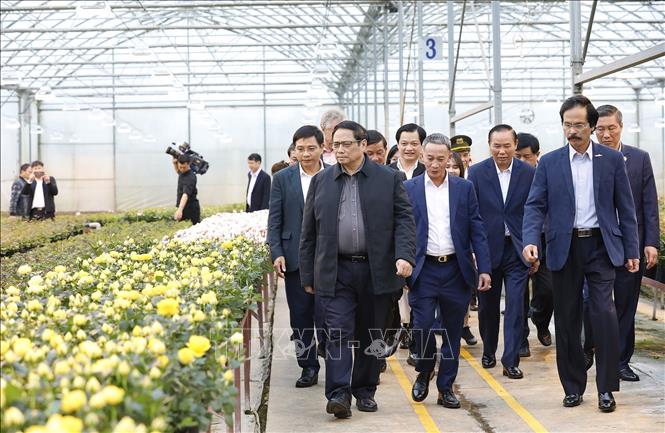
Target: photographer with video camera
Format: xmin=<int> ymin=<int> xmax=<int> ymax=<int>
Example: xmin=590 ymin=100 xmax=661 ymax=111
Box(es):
xmin=173 ymin=154 xmax=200 ymax=225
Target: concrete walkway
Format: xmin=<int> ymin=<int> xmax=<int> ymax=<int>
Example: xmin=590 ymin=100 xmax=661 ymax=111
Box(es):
xmin=266 ymin=281 xmax=665 ymax=433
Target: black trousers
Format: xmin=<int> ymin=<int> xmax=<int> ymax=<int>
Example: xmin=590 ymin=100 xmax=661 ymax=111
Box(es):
xmin=523 ymin=240 xmax=554 ymax=345
xmin=551 ymin=235 xmax=619 ymax=395
xmin=318 ymin=258 xmax=393 ymax=400
xmin=183 ymin=201 xmax=201 ymax=225
xmin=284 ymin=271 xmax=320 ymax=370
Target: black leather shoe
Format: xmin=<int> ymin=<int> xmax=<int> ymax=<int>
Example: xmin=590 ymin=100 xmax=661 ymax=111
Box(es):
xmin=295 ymin=367 xmax=318 ymax=388
xmin=356 ymin=396 xmax=378 ymax=412
xmin=619 ymin=366 xmax=639 ymax=381
xmin=584 ymin=351 xmax=594 ymax=371
xmin=481 ymin=354 xmax=496 ymax=369
xmin=536 ymin=326 xmax=552 ymax=346
xmin=563 ymin=394 xmax=583 ymax=407
xmin=411 ymin=370 xmax=434 ymax=402
xmin=406 ymin=352 xmax=418 ymax=367
xmin=437 ymin=390 xmax=461 ymax=409
xmin=598 ymin=392 xmax=616 ymax=413
xmin=461 ymin=327 xmax=477 ymax=345
xmin=502 ymin=366 xmax=524 ymax=379
xmin=326 ymin=394 xmax=352 ymax=418
xmin=519 ymin=343 xmax=531 ymax=358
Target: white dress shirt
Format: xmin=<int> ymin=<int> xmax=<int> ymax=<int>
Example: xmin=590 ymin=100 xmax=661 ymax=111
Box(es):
xmin=425 ymin=173 xmax=456 ymax=256
xmin=32 ymin=179 xmax=45 ymax=209
xmin=397 ymin=158 xmax=418 ymax=180
xmin=300 ymin=162 xmax=325 ymax=202
xmin=569 ymin=143 xmax=599 ymax=228
xmin=246 ymin=169 xmax=259 ymax=207
xmin=495 ymin=160 xmax=513 ymax=236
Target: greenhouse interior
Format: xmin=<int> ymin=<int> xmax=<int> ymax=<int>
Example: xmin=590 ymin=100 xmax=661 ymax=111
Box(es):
xmin=1 ymin=1 xmax=664 ymax=433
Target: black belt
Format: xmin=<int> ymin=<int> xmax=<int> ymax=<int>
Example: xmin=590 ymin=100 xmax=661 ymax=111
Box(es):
xmin=339 ymin=254 xmax=368 ymax=263
xmin=425 ymin=254 xmax=456 ymax=263
xmin=573 ymin=228 xmax=601 ymax=238
xmin=32 ymin=207 xmax=45 ymax=211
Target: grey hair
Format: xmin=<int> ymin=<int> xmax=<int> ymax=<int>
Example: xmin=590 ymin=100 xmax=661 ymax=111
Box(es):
xmin=320 ymin=109 xmax=346 ymax=129
xmin=596 ymin=104 xmax=623 ymax=124
xmin=422 ymin=133 xmax=451 ymax=149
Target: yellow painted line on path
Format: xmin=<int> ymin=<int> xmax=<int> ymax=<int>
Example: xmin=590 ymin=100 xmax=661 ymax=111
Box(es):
xmin=387 ymin=356 xmax=442 ymax=433
xmin=460 ymin=348 xmax=549 ymax=433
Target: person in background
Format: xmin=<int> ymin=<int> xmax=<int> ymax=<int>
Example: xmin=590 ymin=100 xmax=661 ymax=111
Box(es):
xmin=320 ymin=108 xmax=346 ymax=165
xmin=583 ymin=104 xmax=660 ymax=382
xmin=365 ymin=130 xmax=388 ymax=165
xmin=246 ymin=153 xmax=271 ymax=212
xmin=174 ymin=154 xmax=200 ymax=225
xmin=9 ymin=163 xmax=32 ymax=218
xmin=405 ymin=133 xmax=491 ymax=409
xmin=23 ymin=160 xmax=58 ymax=220
xmin=268 ymin=125 xmax=327 ymax=389
xmin=300 ymin=120 xmax=416 ymax=418
xmin=468 ymin=124 xmax=536 ymax=380
xmin=287 ymin=143 xmax=298 ymax=166
xmin=272 ymin=160 xmax=290 ymax=175
xmin=515 ymin=132 xmax=554 ymax=357
xmin=446 ymin=151 xmax=478 ymax=346
xmin=390 ymin=123 xmax=426 ymax=180
xmin=387 ymin=144 xmax=400 ymax=165
xmin=450 ymin=134 xmax=473 ymax=173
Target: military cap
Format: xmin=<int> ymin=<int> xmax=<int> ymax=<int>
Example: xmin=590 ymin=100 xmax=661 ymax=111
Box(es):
xmin=450 ymin=135 xmax=472 ymax=152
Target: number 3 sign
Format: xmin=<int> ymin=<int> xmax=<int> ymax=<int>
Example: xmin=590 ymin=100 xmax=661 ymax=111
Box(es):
xmin=421 ymin=36 xmax=444 ymax=61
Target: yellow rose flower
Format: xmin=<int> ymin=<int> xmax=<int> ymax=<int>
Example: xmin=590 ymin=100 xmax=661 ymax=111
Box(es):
xmin=223 ymin=369 xmax=234 ymax=383
xmin=229 ymin=332 xmax=243 ymax=345
xmin=192 ymin=310 xmax=206 ymax=322
xmin=88 ymin=392 xmax=106 ymax=409
xmin=12 ymin=338 xmax=32 ymax=358
xmin=3 ymin=406 xmax=25 ymax=426
xmin=148 ymin=338 xmax=166 ymax=355
xmin=17 ymin=264 xmax=32 ymax=275
xmin=27 ymin=300 xmax=43 ymax=312
xmin=46 ymin=414 xmax=83 ymax=433
xmin=156 ymin=298 xmax=179 ymax=316
xmin=101 ymin=385 xmax=125 ymax=405
xmin=217 ymin=354 xmax=227 ymax=366
xmin=186 ymin=335 xmax=211 ymax=357
xmin=177 ymin=347 xmax=196 ymax=365
xmin=157 ymin=355 xmax=169 ymax=368
xmin=112 ymin=417 xmax=136 ymax=433
xmin=72 ymin=314 xmax=87 ymax=326
xmin=61 ymin=389 xmax=87 ymax=413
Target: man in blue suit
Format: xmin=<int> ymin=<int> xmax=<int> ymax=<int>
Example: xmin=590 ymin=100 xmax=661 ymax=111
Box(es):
xmin=404 ymin=133 xmax=492 ymax=408
xmin=468 ymin=124 xmax=536 ymax=379
xmin=267 ymin=125 xmax=327 ymax=388
xmin=523 ymin=95 xmax=640 ymax=412
xmin=583 ymin=105 xmax=660 ymax=382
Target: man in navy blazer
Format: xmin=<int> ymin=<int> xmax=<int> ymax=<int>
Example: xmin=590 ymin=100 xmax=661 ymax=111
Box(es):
xmin=523 ymin=95 xmax=639 ymax=412
xmin=246 ymin=153 xmax=271 ymax=212
xmin=583 ymin=105 xmax=660 ymax=382
xmin=404 ymin=133 xmax=491 ymax=408
xmin=468 ymin=124 xmax=536 ymax=379
xmin=268 ymin=125 xmax=327 ymax=388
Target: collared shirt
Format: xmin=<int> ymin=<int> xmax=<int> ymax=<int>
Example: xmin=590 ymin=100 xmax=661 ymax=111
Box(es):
xmin=337 ymin=162 xmax=367 ymax=255
xmin=32 ymin=179 xmax=45 ymax=209
xmin=425 ymin=173 xmax=455 ymax=256
xmin=246 ymin=169 xmax=259 ymax=207
xmin=322 ymin=147 xmax=337 ymax=165
xmin=300 ymin=162 xmax=324 ymax=202
xmin=495 ymin=159 xmax=513 ymax=236
xmin=569 ymin=143 xmax=598 ymax=228
xmin=397 ymin=158 xmax=418 ymax=180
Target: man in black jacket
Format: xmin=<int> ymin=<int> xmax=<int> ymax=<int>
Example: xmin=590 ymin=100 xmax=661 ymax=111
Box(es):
xmin=246 ymin=153 xmax=271 ymax=212
xmin=300 ymin=120 xmax=416 ymax=419
xmin=9 ymin=163 xmax=32 ymax=218
xmin=23 ymin=160 xmax=58 ymax=220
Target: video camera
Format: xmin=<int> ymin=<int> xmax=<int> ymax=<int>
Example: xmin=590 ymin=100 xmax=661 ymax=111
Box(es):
xmin=166 ymin=142 xmax=209 ymax=175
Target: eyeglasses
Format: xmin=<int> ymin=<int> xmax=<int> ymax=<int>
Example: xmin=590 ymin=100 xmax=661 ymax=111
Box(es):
xmin=332 ymin=140 xmax=360 ymax=149
xmin=562 ymin=122 xmax=589 ymax=131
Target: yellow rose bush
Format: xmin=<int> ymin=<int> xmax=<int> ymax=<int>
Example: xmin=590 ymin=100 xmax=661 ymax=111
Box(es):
xmin=1 ymin=231 xmax=271 ymax=433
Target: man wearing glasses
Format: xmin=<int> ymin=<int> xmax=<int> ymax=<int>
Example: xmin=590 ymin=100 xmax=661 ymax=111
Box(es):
xmin=300 ymin=120 xmax=416 ymax=419
xmin=522 ymin=95 xmax=639 ymax=412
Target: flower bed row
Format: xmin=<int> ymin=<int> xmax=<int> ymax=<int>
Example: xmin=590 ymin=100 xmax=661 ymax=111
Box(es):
xmin=0 ymin=204 xmax=244 ymax=258
xmin=1 ymin=211 xmax=271 ymax=433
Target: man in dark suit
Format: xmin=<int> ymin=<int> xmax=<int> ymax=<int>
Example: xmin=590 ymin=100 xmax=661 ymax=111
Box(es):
xmin=300 ymin=120 xmax=416 ymax=419
xmin=404 ymin=133 xmax=492 ymax=408
xmin=582 ymin=105 xmax=660 ymax=382
xmin=246 ymin=153 xmax=271 ymax=212
xmin=523 ymin=95 xmax=639 ymax=412
xmin=23 ymin=160 xmax=58 ymax=220
xmin=268 ymin=125 xmax=327 ymax=388
xmin=468 ymin=124 xmax=536 ymax=379
xmin=515 ymin=133 xmax=554 ymax=356
xmin=389 ymin=123 xmax=426 ymax=180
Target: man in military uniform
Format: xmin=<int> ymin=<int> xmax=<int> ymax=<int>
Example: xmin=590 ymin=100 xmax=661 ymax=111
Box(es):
xmin=450 ymin=135 xmax=473 ymax=174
